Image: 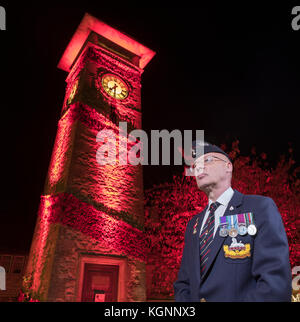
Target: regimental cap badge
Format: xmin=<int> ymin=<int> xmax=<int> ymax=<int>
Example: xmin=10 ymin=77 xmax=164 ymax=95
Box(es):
xmin=191 ymin=141 xmax=209 ymax=159
xmin=190 ymin=141 xmax=231 ymax=162
xmin=192 ymin=149 xmax=196 ymax=158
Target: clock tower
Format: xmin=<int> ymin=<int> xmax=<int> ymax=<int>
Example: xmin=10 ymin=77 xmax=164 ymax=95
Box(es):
xmin=24 ymin=13 xmax=155 ymax=302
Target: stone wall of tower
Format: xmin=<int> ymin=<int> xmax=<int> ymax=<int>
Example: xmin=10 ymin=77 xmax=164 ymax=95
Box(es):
xmin=24 ymin=42 xmax=146 ymax=302
xmin=47 ymin=226 xmax=146 ymax=302
xmin=45 ymin=44 xmax=144 ymax=226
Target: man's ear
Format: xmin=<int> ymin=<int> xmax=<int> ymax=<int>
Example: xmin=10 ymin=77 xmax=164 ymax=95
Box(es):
xmin=226 ymin=162 xmax=233 ymax=174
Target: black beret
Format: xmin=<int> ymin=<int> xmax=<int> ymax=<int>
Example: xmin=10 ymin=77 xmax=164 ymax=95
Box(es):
xmin=191 ymin=140 xmax=231 ymax=163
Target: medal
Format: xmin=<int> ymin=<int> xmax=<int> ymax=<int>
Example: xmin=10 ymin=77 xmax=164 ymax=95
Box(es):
xmin=246 ymin=212 xmax=257 ymax=236
xmin=228 ymin=215 xmax=238 ymax=237
xmin=229 ymin=228 xmax=238 ymax=237
xmin=219 ymin=216 xmax=228 ymax=237
xmin=247 ymin=224 xmax=257 ymax=236
xmin=238 ymin=225 xmax=247 ymax=235
xmin=237 ymin=214 xmax=247 ymax=236
xmin=220 ymin=227 xmax=228 ymax=237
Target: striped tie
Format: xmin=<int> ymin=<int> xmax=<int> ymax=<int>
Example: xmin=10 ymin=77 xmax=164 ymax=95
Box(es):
xmin=199 ymin=202 xmax=221 ymax=275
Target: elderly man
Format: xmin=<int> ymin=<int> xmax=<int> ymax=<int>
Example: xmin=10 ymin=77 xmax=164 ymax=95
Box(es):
xmin=174 ymin=141 xmax=292 ymax=302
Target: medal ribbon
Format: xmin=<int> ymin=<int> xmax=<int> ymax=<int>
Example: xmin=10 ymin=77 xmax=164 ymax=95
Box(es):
xmin=238 ymin=214 xmax=245 ymax=225
xmin=230 ymin=215 xmax=235 ymax=230
xmin=247 ymin=212 xmax=252 ymax=225
xmin=233 ymin=215 xmax=238 ymax=230
xmin=220 ymin=216 xmax=226 ymax=227
xmin=245 ymin=213 xmax=249 ymax=227
xmin=226 ymin=216 xmax=230 ymax=230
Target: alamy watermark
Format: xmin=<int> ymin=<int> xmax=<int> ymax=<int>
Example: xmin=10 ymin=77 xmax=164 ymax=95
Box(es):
xmin=0 ymin=266 xmax=5 ymax=290
xmin=291 ymin=6 xmax=300 ymax=30
xmin=0 ymin=6 xmax=6 ymax=31
xmin=96 ymin=122 xmax=204 ymax=175
xmin=292 ymin=265 xmax=300 ymax=292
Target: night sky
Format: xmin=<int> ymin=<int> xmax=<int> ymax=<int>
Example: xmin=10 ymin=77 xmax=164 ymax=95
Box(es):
xmin=0 ymin=3 xmax=299 ymax=252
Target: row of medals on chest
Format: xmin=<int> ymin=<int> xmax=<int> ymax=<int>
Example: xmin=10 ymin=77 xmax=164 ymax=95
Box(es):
xmin=219 ymin=213 xmax=257 ymax=237
xmin=202 ymin=213 xmax=257 ymax=238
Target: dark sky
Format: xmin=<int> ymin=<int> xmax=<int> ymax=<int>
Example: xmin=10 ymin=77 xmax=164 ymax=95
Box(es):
xmin=0 ymin=2 xmax=299 ymax=252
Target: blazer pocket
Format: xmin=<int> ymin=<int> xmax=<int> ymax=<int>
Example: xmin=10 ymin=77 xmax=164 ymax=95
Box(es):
xmin=224 ymin=256 xmax=251 ymax=264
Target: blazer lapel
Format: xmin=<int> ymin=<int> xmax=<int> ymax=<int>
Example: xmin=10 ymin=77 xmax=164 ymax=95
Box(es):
xmin=201 ymin=190 xmax=244 ymax=281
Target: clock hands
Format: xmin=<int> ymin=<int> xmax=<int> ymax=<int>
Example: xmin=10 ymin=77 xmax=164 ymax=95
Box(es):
xmin=101 ymin=74 xmax=128 ymax=99
xmin=109 ymin=83 xmax=118 ymax=98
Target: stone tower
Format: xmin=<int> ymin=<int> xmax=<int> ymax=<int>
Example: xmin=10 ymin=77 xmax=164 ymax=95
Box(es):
xmin=24 ymin=13 xmax=155 ymax=302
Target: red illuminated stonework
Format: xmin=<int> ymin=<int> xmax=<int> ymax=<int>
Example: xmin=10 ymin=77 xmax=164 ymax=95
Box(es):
xmin=23 ymin=14 xmax=155 ymax=302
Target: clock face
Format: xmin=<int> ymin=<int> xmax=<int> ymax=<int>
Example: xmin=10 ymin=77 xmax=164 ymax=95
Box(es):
xmin=68 ymin=80 xmax=78 ymax=104
xmin=101 ymin=74 xmax=129 ymax=100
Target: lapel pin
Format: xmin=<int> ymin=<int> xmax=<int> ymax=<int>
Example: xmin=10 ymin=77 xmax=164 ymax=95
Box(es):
xmin=193 ymin=218 xmax=199 ymax=234
xmin=229 ymin=206 xmax=234 ymax=211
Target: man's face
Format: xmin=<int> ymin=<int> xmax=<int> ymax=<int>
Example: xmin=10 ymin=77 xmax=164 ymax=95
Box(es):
xmin=193 ymin=152 xmax=232 ymax=190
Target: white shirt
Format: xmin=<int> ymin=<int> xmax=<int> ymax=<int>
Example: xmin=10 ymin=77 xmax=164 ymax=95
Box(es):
xmin=199 ymin=187 xmax=234 ymax=238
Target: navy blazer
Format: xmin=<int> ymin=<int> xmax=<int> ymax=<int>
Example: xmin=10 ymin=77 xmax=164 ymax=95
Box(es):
xmin=174 ymin=189 xmax=292 ymax=302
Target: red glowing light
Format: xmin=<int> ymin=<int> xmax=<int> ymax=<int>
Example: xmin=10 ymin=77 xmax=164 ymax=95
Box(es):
xmin=45 ymin=112 xmax=75 ymax=191
xmin=58 ymin=13 xmax=155 ymax=72
xmin=50 ymin=102 xmax=144 ymax=222
xmin=37 ymin=193 xmax=146 ymax=261
xmin=30 ymin=196 xmax=54 ymax=294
